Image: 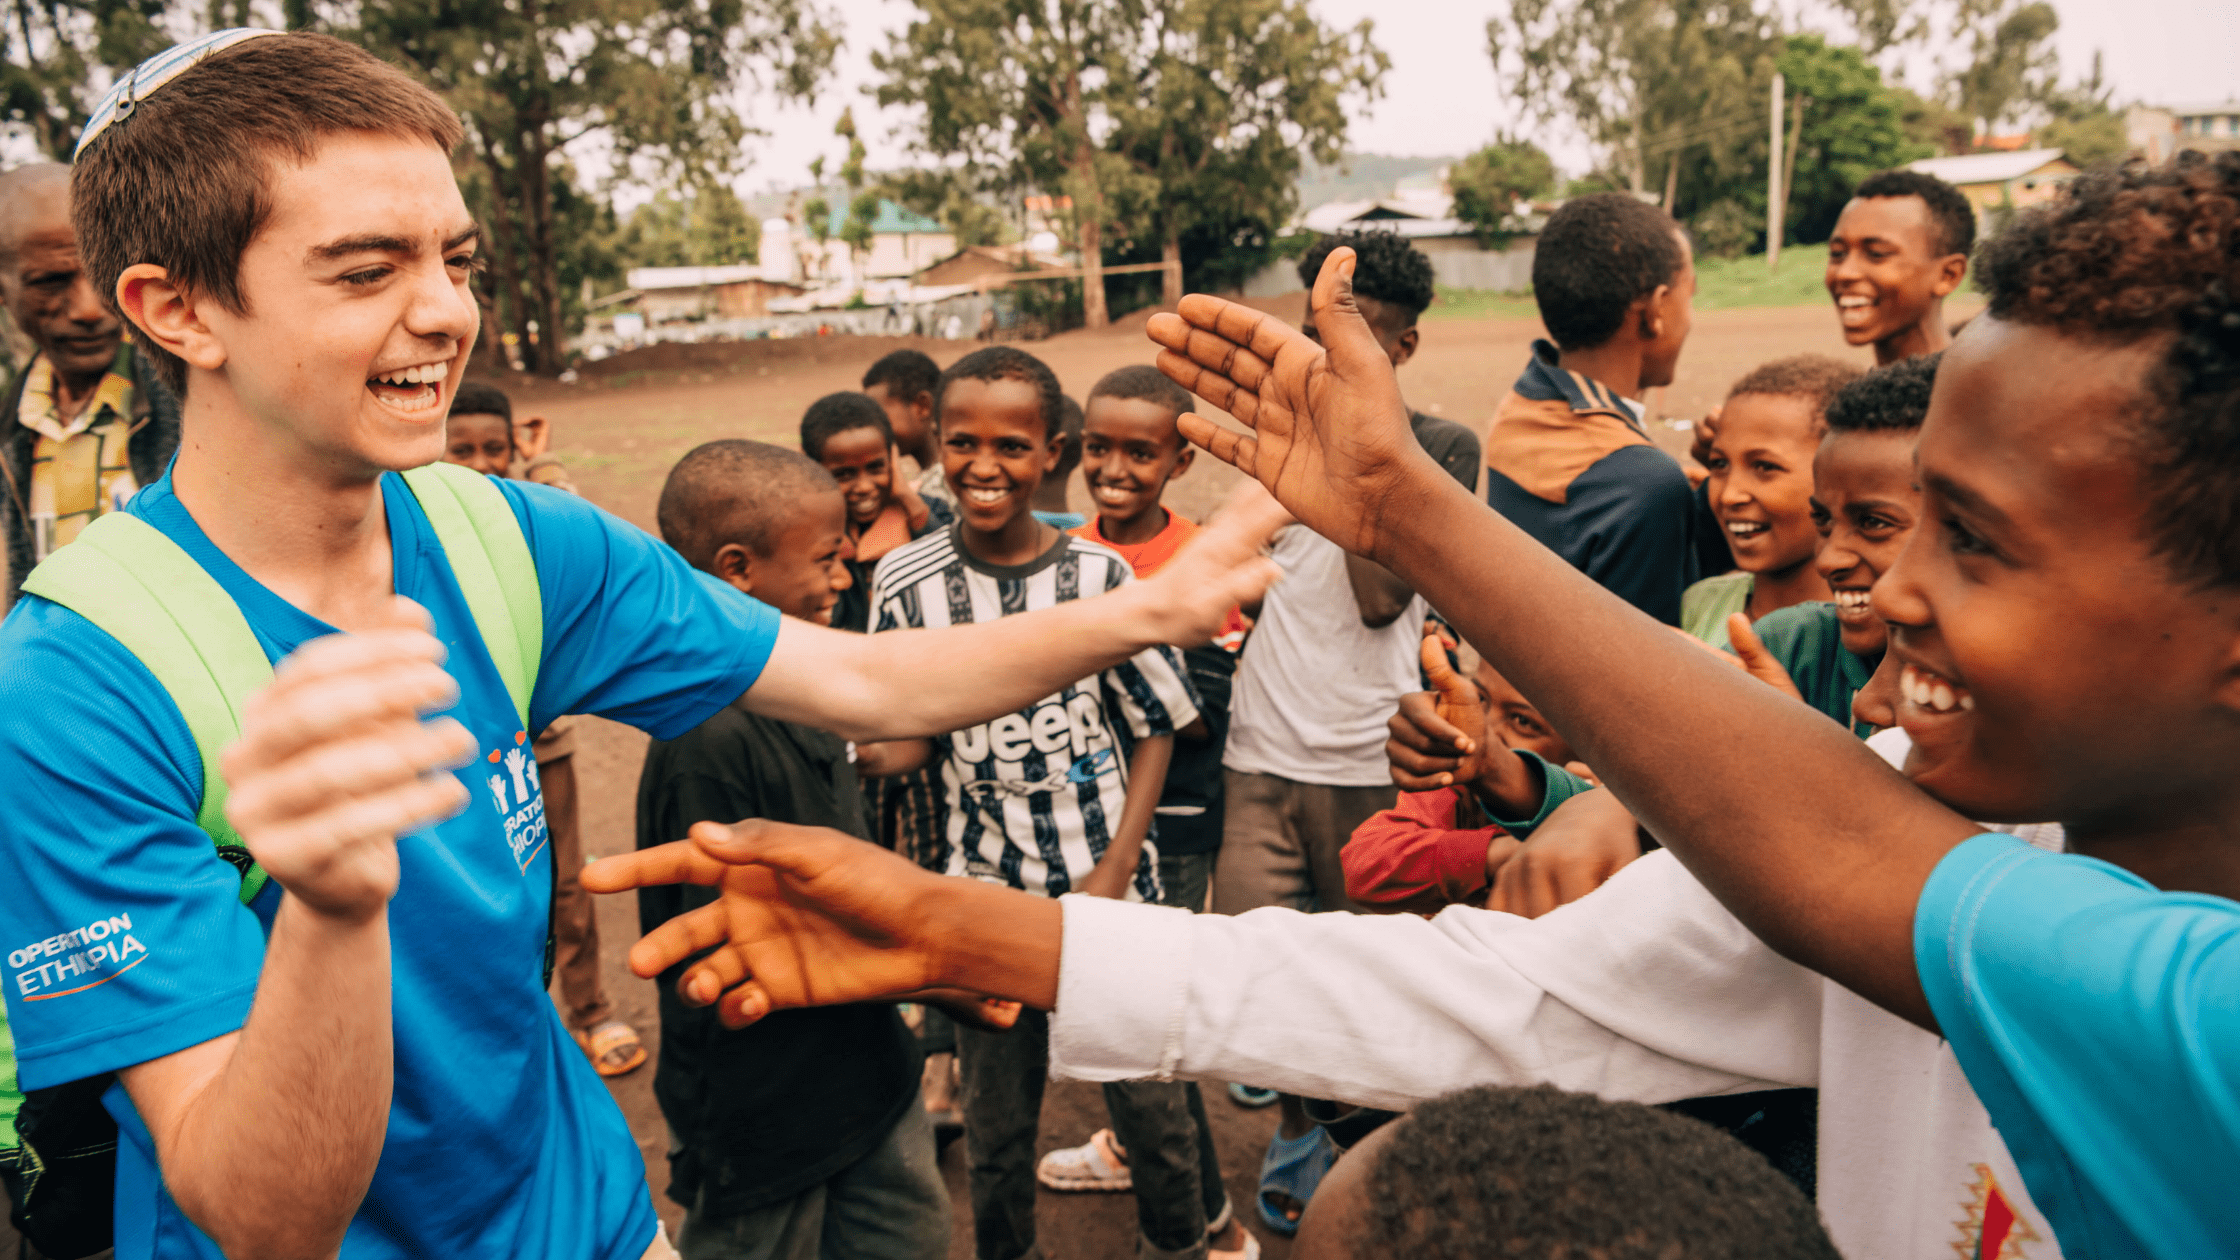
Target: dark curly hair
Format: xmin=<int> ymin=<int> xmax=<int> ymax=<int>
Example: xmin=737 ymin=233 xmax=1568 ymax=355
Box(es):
xmin=1089 ymin=363 xmax=1193 ymax=418
xmin=1353 ymin=1085 xmax=1838 ymax=1259
xmin=933 ymin=345 xmax=1064 ymax=442
xmin=1298 ymin=230 xmax=1436 ymax=327
xmin=798 ymin=391 xmax=894 ymax=461
xmin=1825 ymin=352 xmax=1940 ymax=434
xmin=1853 ymin=169 xmax=1977 ymax=259
xmin=1975 ymin=150 xmax=2240 ymax=587
xmin=862 ymin=348 xmax=942 ymax=403
xmin=448 ymin=381 xmax=513 ymax=423
xmin=1531 ymin=192 xmax=1688 ymax=351
xmin=1726 ymin=354 xmax=1863 ymax=424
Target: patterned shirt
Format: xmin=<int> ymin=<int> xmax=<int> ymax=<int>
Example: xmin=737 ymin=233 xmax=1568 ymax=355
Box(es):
xmin=15 ymin=346 xmax=140 ymax=562
xmin=868 ymin=524 xmax=1198 ymax=901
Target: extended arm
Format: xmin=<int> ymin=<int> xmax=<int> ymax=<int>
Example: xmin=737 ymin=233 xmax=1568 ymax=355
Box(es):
xmin=746 ymin=488 xmax=1283 ymax=743
xmin=122 ymin=602 xmax=474 ymax=1259
xmin=1148 ymin=251 xmax=1976 ymax=1027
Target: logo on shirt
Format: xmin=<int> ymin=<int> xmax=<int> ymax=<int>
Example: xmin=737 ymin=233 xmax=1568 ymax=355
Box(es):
xmin=1953 ymin=1164 xmax=2039 ymax=1259
xmin=951 ymin=694 xmax=1112 ymax=779
xmin=9 ymin=912 xmax=149 ymax=1001
xmin=484 ymin=730 xmax=548 ymax=874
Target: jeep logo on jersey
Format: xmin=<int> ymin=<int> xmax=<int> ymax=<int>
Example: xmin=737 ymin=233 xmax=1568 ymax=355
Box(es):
xmin=484 ymin=729 xmax=550 ymax=874
xmin=952 ymin=693 xmax=1110 ymax=768
xmin=10 ymin=912 xmax=149 ymax=1000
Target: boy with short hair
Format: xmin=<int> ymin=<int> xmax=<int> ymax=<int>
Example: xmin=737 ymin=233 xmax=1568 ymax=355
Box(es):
xmin=638 ymin=439 xmax=947 ymax=1260
xmin=0 ymin=29 xmax=1275 ymax=1260
xmin=1826 ymin=170 xmax=1974 ymax=365
xmin=443 ymin=381 xmax=644 ymax=1076
xmin=1485 ymin=192 xmax=1699 ymax=624
xmin=861 ymin=348 xmax=950 ymax=512
xmin=798 ymin=390 xmax=948 ymax=634
xmin=867 ymin=346 xmax=1223 ymax=1260
xmin=1291 ymin=1085 xmax=1838 ymax=1260
xmin=1680 ymin=355 xmax=1859 ymax=648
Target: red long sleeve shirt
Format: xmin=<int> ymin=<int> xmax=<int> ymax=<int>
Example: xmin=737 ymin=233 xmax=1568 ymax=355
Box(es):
xmin=1343 ymin=787 xmax=1516 ymax=916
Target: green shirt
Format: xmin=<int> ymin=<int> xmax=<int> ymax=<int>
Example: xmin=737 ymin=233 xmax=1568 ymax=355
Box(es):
xmin=1681 ymin=571 xmax=1753 ymax=650
xmin=1480 ymin=749 xmax=1598 ymax=834
xmin=1 ymin=1004 xmax=18 ymax=1152
xmin=1752 ymin=601 xmax=1879 ymax=737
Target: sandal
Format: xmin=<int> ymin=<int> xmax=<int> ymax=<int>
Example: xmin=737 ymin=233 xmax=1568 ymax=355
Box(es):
xmin=1228 ymin=1083 xmax=1279 ymax=1108
xmin=574 ymin=1019 xmax=648 ymax=1077
xmin=1255 ymin=1125 xmax=1337 ymax=1238
xmin=1036 ymin=1128 xmax=1133 ymax=1192
xmin=1207 ymin=1200 xmax=1262 ymax=1260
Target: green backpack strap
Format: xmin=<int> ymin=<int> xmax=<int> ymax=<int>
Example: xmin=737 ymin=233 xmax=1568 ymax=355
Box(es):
xmin=401 ymin=462 xmax=542 ymax=730
xmin=20 ymin=513 xmax=273 ymax=903
xmin=18 ymin=465 xmax=545 ymax=907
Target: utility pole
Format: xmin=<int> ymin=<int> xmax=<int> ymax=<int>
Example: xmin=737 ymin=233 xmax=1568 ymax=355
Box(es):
xmin=1767 ymin=71 xmax=1785 ymax=271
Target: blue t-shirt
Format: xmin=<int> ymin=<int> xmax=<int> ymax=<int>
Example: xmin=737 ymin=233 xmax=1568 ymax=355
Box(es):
xmin=1915 ymin=833 xmax=2240 ymax=1257
xmin=0 ymin=471 xmax=781 ymax=1260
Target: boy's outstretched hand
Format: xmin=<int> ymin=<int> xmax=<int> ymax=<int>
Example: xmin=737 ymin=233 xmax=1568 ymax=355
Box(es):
xmin=1133 ymin=479 xmax=1288 ymax=647
xmin=581 ymin=821 xmax=1062 ymax=1027
xmin=1146 ymin=249 xmax=1441 ymax=560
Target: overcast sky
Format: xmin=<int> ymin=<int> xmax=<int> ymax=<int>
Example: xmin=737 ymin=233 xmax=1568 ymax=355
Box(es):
xmin=721 ymin=0 xmax=2240 ymax=205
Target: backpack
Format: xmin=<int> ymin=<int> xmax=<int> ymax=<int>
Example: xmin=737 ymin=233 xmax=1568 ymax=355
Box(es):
xmin=2 ymin=462 xmax=544 ymax=1259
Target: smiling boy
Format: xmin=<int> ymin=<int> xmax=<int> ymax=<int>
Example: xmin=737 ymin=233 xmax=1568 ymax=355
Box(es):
xmin=1825 ymin=170 xmax=1973 ymax=365
xmin=0 ymin=30 xmax=1275 ymax=1260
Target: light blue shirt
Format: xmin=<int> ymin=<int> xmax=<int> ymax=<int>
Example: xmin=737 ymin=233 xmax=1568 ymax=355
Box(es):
xmin=0 ymin=470 xmax=781 ymax=1259
xmin=1915 ymin=833 xmax=2240 ymax=1257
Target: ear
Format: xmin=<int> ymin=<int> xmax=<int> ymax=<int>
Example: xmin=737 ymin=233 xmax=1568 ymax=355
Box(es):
xmin=711 ymin=542 xmax=757 ymax=597
xmin=117 ymin=263 xmax=223 ymax=374
xmin=1637 ymin=286 xmax=1672 ymax=343
xmin=1931 ymin=253 xmax=1967 ymax=299
xmin=513 ymin=413 xmax=552 ymax=461
xmin=1170 ymin=444 xmax=1195 ymax=480
xmin=1389 ymin=325 xmax=1420 ymax=368
xmin=1044 ymin=428 xmax=1065 ymax=472
xmin=911 ymin=391 xmax=935 ymax=423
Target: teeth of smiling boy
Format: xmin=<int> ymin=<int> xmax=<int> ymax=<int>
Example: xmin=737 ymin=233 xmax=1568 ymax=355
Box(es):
xmin=1834 ymin=589 xmax=1872 ymax=611
xmin=373 ymin=362 xmax=449 ymax=388
xmin=1726 ymin=521 xmax=1767 ymax=537
xmin=1837 ymin=296 xmax=1874 ymax=309
xmin=964 ymin=487 xmax=1008 ymax=504
xmin=1900 ymin=663 xmax=1974 ymax=715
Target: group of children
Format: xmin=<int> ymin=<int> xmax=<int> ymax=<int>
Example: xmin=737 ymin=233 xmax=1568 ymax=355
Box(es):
xmin=1 ymin=24 xmax=2233 ymax=1260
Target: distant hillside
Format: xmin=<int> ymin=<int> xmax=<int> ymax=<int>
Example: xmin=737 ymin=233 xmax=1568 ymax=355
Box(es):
xmin=1294 ymin=152 xmax=1457 ymax=213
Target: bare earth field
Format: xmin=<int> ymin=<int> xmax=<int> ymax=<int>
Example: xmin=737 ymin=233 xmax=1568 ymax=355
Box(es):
xmin=513 ymin=299 xmax=1934 ymax=1259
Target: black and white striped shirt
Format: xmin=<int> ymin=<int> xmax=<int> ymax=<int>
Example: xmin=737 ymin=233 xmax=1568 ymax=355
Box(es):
xmin=868 ymin=524 xmax=1200 ymax=901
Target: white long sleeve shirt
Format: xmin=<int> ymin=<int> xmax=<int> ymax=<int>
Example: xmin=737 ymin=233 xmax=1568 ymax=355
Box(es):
xmin=1048 ymin=736 xmax=2063 ymax=1260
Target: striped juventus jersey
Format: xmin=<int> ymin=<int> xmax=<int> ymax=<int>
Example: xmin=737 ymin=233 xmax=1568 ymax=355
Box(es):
xmin=868 ymin=524 xmax=1200 ymax=901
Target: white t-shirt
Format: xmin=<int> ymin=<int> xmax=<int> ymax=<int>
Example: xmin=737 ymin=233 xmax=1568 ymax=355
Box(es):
xmin=1047 ymin=730 xmax=2064 ymax=1260
xmin=1222 ymin=525 xmax=1427 ymax=786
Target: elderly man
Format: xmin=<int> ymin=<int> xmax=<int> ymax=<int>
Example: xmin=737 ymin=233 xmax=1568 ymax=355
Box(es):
xmin=0 ymin=161 xmax=180 ymax=605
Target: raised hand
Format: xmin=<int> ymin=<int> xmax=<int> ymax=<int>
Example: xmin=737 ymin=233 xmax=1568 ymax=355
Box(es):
xmin=581 ymin=820 xmax=1061 ymax=1027
xmin=1726 ymin=614 xmax=1806 ymax=704
xmin=221 ymin=598 xmax=475 ymax=921
xmin=1486 ymin=788 xmax=1644 ymax=919
xmin=1145 ymin=248 xmax=1441 ymax=559
xmin=1418 ymin=628 xmax=1493 ymax=789
xmin=1134 ymin=479 xmax=1288 ymax=647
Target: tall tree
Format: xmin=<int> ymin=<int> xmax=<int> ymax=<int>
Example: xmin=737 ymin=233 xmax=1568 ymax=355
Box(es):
xmin=874 ymin=0 xmax=1147 ymax=328
xmin=1488 ymin=0 xmax=1778 ymax=199
xmin=620 ymin=186 xmax=761 ymax=268
xmin=1104 ymin=0 xmax=1385 ymax=306
xmin=0 ymin=0 xmax=171 ymax=158
xmin=1771 ymin=35 xmax=1931 ymax=242
xmin=299 ymin=0 xmax=837 ymax=373
xmin=1949 ymin=0 xmax=2057 ymax=134
xmin=1448 ymin=136 xmax=1556 ymax=248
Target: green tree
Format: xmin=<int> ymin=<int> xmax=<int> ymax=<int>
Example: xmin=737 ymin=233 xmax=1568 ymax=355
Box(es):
xmin=303 ymin=0 xmax=838 ymax=373
xmin=2035 ymin=51 xmax=2124 ymax=166
xmin=1449 ymin=136 xmax=1556 ymax=247
xmin=620 ymin=187 xmax=762 ymax=268
xmin=1774 ymin=35 xmax=1932 ymax=242
xmin=879 ymin=167 xmax=1014 ymax=248
xmin=1104 ymin=0 xmax=1386 ymax=305
xmin=1949 ymin=0 xmax=2057 ymax=134
xmin=0 ymin=0 xmax=171 ymax=158
xmin=1487 ymin=0 xmax=1778 ymax=200
xmin=874 ymin=0 xmax=1148 ymax=328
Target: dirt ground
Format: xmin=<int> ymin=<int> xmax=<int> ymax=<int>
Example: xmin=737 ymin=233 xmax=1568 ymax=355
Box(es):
xmin=521 ymin=297 xmax=1938 ymax=1258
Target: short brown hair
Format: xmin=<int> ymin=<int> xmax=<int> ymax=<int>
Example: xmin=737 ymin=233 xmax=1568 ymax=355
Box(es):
xmin=71 ymin=33 xmax=464 ymax=395
xmin=1726 ymin=353 xmax=1863 ymax=427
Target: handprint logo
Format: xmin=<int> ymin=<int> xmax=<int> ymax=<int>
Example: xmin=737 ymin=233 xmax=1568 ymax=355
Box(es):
xmin=487 ymin=773 xmax=509 ymax=814
xmin=504 ymin=746 xmax=533 ymax=804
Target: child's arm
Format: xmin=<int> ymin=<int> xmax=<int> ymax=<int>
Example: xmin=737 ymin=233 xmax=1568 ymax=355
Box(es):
xmin=1485 ymin=788 xmax=1647 ymax=919
xmin=854 ymin=738 xmax=933 ymax=778
xmin=1077 ymin=734 xmax=1172 ymax=900
xmin=1343 ymin=788 xmax=1520 ymax=914
xmin=746 ymin=483 xmax=1283 ymax=744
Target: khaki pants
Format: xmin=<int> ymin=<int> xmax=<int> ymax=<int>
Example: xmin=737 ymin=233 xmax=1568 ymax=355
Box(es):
xmin=1211 ymin=770 xmax=1393 ymax=916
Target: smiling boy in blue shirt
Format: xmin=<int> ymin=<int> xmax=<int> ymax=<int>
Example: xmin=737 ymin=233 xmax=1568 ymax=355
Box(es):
xmin=0 ymin=30 xmax=1276 ymax=1260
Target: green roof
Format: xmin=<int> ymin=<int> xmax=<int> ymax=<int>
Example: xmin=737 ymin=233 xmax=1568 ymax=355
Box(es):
xmin=825 ymin=198 xmax=944 ymax=237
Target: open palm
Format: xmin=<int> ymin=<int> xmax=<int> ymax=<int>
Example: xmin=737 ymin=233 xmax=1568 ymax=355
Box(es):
xmin=1145 ymin=248 xmax=1433 ymax=558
